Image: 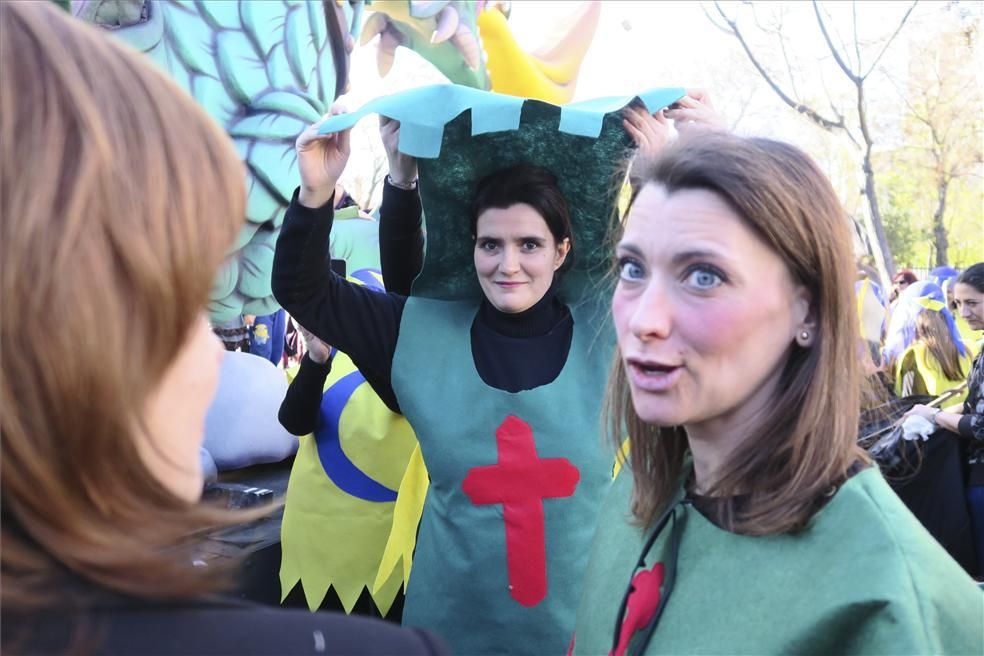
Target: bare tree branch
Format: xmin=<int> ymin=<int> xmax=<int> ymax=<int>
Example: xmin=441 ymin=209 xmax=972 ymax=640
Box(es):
xmin=813 ymin=0 xmax=861 ymax=82
xmin=816 ymin=64 xmax=861 ymax=148
xmin=713 ymin=1 xmax=847 ymax=132
xmin=861 ymin=0 xmax=919 ymax=79
xmin=853 ymin=2 xmax=863 ymax=72
xmin=698 ymin=2 xmax=735 ymax=35
xmin=884 ymin=68 xmax=923 ymax=117
xmin=774 ymin=9 xmax=804 ymax=99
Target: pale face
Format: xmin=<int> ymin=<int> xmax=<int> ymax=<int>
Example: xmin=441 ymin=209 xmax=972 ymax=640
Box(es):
xmin=612 ymin=185 xmax=811 ymax=437
xmin=474 ymin=203 xmax=570 ymax=314
xmin=140 ymin=314 xmax=224 ymax=502
xmin=954 ymin=282 xmax=984 ymax=330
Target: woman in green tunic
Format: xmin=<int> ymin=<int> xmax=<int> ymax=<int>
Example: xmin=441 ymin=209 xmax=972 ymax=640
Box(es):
xmin=272 ymin=86 xmax=701 ymax=654
xmin=572 ymin=132 xmax=983 ymax=655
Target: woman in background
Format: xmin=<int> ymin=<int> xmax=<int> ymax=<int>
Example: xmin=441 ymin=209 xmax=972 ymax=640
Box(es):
xmin=0 ymin=4 xmax=442 ymax=654
xmin=886 ymin=281 xmax=971 ymax=403
xmin=907 ymin=262 xmax=984 ymax=577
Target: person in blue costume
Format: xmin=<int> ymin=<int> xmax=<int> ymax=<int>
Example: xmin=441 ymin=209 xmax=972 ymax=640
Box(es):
xmin=272 ymin=86 xmax=710 ymax=653
xmin=572 ymin=133 xmax=983 ymax=655
xmin=0 ymin=4 xmax=446 ymax=655
xmin=249 ymin=309 xmax=287 ymax=365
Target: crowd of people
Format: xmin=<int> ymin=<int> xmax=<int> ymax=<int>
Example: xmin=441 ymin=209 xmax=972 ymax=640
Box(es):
xmin=2 ymin=2 xmax=982 ymax=655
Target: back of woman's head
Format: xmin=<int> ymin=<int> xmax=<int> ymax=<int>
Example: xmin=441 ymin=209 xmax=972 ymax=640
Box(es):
xmin=1 ymin=1 xmax=245 ymax=613
xmin=915 ymin=310 xmax=966 ymax=381
xmin=471 ymin=163 xmax=573 ymax=249
xmin=609 ymin=132 xmax=863 ymax=533
xmin=885 ymin=281 xmax=966 ymax=366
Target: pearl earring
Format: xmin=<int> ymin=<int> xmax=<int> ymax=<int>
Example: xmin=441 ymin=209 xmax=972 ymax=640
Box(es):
xmin=800 ymin=330 xmax=810 ymax=341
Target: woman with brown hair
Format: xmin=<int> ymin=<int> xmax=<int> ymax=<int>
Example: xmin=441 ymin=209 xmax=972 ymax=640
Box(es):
xmin=0 ymin=3 xmax=443 ymax=654
xmin=570 ymin=132 xmax=982 ymax=655
xmin=887 ymin=280 xmax=972 ymax=403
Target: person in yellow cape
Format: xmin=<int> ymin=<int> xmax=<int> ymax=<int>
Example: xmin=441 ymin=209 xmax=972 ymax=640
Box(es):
xmin=278 ymin=270 xmax=425 ymax=617
xmin=886 ymin=280 xmax=973 ymax=404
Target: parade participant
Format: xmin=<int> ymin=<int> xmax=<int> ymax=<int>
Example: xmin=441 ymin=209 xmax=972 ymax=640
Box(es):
xmin=855 ymin=277 xmax=889 ymax=375
xmin=886 ymin=281 xmax=971 ymax=403
xmin=890 ymin=268 xmax=918 ymax=304
xmin=272 ymin=84 xmax=686 ymax=653
xmin=572 ymin=132 xmax=983 ymax=655
xmin=931 ymin=265 xmax=960 ymax=311
xmin=277 ymin=301 xmax=418 ymax=618
xmin=907 ymin=262 xmax=984 ymax=575
xmin=0 ymin=4 xmax=445 ymax=655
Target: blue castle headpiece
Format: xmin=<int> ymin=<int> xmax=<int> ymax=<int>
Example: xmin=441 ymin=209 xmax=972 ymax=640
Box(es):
xmin=318 ymin=84 xmax=685 ymax=302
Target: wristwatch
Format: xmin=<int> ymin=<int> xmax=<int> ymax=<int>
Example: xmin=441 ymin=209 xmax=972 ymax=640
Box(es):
xmin=387 ymin=174 xmax=417 ymax=190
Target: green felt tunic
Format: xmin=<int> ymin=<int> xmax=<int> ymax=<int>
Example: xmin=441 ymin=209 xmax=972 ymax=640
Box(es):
xmin=391 ymin=296 xmax=614 ymax=655
xmin=573 ymin=466 xmax=984 ymax=655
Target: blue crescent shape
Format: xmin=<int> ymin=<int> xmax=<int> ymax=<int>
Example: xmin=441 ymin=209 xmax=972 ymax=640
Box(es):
xmin=315 ymin=370 xmax=399 ymax=502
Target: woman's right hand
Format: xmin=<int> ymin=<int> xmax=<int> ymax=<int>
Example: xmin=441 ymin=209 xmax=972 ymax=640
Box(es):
xmin=298 ymin=325 xmax=332 ymax=364
xmin=296 ymin=102 xmax=352 ymax=208
xmin=379 ymin=116 xmax=417 ymax=186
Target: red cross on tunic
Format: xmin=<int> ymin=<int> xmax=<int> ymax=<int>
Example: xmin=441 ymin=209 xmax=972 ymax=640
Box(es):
xmin=461 ymin=415 xmax=581 ymax=607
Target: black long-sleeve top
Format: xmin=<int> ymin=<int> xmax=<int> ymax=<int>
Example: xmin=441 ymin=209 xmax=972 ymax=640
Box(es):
xmin=378 ymin=180 xmax=425 ymax=296
xmin=272 ymin=181 xmax=574 ymax=422
xmin=960 ymin=352 xmax=984 ymax=470
xmin=277 ymin=182 xmax=423 ymax=434
xmin=278 ymin=352 xmax=334 ymax=436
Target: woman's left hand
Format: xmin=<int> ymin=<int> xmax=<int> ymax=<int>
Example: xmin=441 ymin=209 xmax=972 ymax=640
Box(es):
xmin=298 ymin=326 xmax=332 ymax=364
xmin=903 ymin=404 xmax=938 ymax=422
xmin=664 ymin=89 xmax=727 ymax=136
xmin=622 ymin=105 xmax=671 ymax=159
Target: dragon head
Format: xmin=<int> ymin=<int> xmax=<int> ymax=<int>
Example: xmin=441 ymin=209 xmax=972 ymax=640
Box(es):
xmin=362 ymin=1 xmax=599 ymax=104
xmin=361 ymin=1 xmax=493 ymax=88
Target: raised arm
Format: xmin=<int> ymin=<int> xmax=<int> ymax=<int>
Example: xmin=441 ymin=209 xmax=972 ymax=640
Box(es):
xmin=378 ymin=117 xmax=424 ymax=296
xmin=272 ymin=106 xmax=405 ymax=413
xmin=278 ymin=327 xmax=334 ymax=436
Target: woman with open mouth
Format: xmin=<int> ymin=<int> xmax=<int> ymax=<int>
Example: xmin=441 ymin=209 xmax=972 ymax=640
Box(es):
xmin=571 ymin=132 xmax=983 ymax=656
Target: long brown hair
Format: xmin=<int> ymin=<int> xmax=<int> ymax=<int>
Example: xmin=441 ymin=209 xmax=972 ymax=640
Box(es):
xmin=605 ymin=133 xmax=867 ymax=535
xmin=915 ymin=311 xmax=966 ymax=381
xmin=1 ymin=0 xmax=247 ymax=616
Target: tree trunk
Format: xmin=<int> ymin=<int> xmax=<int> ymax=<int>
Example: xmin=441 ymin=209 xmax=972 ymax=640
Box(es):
xmin=932 ymin=177 xmax=949 ymax=267
xmin=861 ymin=145 xmax=897 ymax=280
xmin=857 ymin=84 xmax=896 ymax=279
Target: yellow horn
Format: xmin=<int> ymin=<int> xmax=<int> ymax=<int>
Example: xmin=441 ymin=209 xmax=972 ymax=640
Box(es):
xmin=477 ymin=2 xmax=600 ymax=105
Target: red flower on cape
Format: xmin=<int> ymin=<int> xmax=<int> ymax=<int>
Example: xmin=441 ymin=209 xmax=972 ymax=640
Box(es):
xmin=610 ymin=562 xmax=665 ymax=656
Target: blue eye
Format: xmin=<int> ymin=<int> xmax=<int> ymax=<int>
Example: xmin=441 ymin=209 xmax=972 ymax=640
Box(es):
xmin=522 ymin=240 xmax=540 ymax=252
xmin=617 ymin=258 xmax=645 ymax=281
xmin=685 ymin=267 xmax=723 ymax=290
xmin=478 ymin=240 xmax=499 ymax=252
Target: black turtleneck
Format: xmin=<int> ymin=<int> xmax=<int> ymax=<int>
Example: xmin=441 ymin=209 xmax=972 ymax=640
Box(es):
xmin=470 ymin=280 xmax=573 ymax=392
xmin=273 ymin=181 xmax=574 ymax=430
